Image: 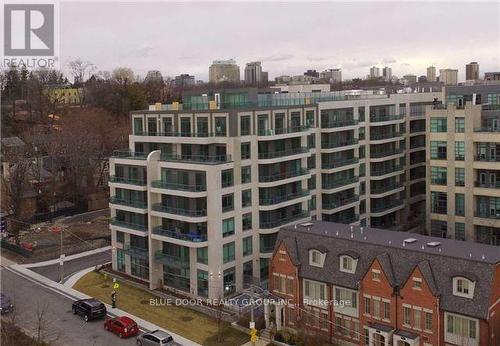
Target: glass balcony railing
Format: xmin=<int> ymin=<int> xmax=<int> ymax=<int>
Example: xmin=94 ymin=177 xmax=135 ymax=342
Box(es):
xmin=371 ymin=148 xmax=404 ymax=158
xmin=474 ymin=155 xmax=500 ymax=162
xmin=371 ymin=182 xmax=403 ymax=194
xmin=475 ymin=210 xmax=500 ymax=219
xmin=322 ymin=176 xmax=359 ymax=189
xmin=155 ymin=251 xmax=190 ymax=267
xmin=322 ymin=195 xmax=359 ymax=210
xmin=151 ymin=180 xmax=206 ymax=192
xmin=109 ymin=176 xmax=147 ymax=186
xmin=259 ymin=168 xmax=309 ymax=183
xmin=258 ymin=126 xmax=310 ymax=136
xmin=260 ymin=211 xmax=310 ymax=229
xmin=258 ymin=147 xmax=309 ymax=160
xmin=335 ymin=214 xmax=360 ymax=224
xmin=371 ymin=199 xmax=404 ymax=213
xmin=474 ymin=181 xmax=500 ymax=189
xmin=371 ymin=165 xmax=403 ymax=176
xmin=321 ymin=139 xmax=358 ymax=149
xmin=152 ymin=227 xmax=208 ymax=242
xmin=321 ymin=158 xmax=358 ymax=169
xmin=134 ymin=131 xmax=226 ymax=137
xmin=370 ymin=131 xmax=404 ymax=140
xmin=160 ymin=153 xmax=231 ymax=164
xmin=123 ymin=244 xmax=149 ymax=259
xmin=112 ymin=150 xmax=148 ymax=160
xmin=321 ymin=119 xmax=358 ymax=128
xmin=259 ymin=244 xmax=276 ymax=253
xmin=370 ymin=114 xmax=404 ymax=122
xmin=109 ymin=197 xmax=147 ymax=209
xmin=110 ymin=218 xmax=147 ymax=231
xmin=259 ymin=190 xmax=309 ymax=205
xmin=152 ymin=203 xmax=207 ymax=217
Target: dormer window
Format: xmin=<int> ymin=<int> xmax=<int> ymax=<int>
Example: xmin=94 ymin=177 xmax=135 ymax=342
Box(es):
xmin=340 ymin=255 xmax=357 ymax=274
xmin=309 ymin=249 xmax=326 ymax=267
xmin=453 ymin=277 xmax=475 ymax=298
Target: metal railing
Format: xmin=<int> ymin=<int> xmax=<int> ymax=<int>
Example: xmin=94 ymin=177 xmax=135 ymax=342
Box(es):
xmin=152 ymin=203 xmax=207 ymax=217
xmin=322 ymin=176 xmax=359 ymax=189
xmin=123 ymin=244 xmax=149 ymax=259
xmin=110 ymin=218 xmax=147 ymax=231
xmin=154 ymin=251 xmax=190 ymax=267
xmin=257 ymin=125 xmax=310 ymax=136
xmin=258 ymin=147 xmax=309 ymax=160
xmin=321 ymin=139 xmax=358 ymax=149
xmin=109 ymin=197 xmax=147 ymax=209
xmin=321 ymin=158 xmax=358 ymax=169
xmin=109 ymin=175 xmax=147 ymax=186
xmin=151 ymin=180 xmax=207 ymax=192
xmin=370 ymin=114 xmax=404 ymax=122
xmin=371 ymin=165 xmax=403 ymax=176
xmin=371 ymin=182 xmax=404 ymax=194
xmin=322 ymin=195 xmax=359 ymax=209
xmin=475 ymin=211 xmax=500 ymax=219
xmin=259 ymin=211 xmax=310 ymax=229
xmin=474 ymin=181 xmax=500 ymax=189
xmin=474 ymin=155 xmax=500 ymax=162
xmin=152 ymin=227 xmax=208 ymax=242
xmin=134 ymin=131 xmax=227 ymax=137
xmin=259 ymin=190 xmax=309 ymax=205
xmin=160 ymin=153 xmax=231 ymax=164
xmin=372 ymin=200 xmax=404 ymax=213
xmin=259 ymin=168 xmax=309 ymax=183
xmin=321 ymin=119 xmax=358 ymax=128
xmin=370 ymin=131 xmax=404 ymax=140
xmin=112 ymin=150 xmax=148 ymax=160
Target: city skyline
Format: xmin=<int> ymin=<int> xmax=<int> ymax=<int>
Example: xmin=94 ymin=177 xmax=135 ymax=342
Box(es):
xmin=60 ymin=2 xmax=499 ymax=81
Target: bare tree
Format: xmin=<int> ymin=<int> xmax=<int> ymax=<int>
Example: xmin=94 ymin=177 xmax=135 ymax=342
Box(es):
xmin=68 ymin=59 xmax=96 ymax=106
xmin=34 ymin=302 xmax=49 ymax=344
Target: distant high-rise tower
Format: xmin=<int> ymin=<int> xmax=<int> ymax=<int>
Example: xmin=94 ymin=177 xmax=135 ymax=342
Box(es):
xmin=209 ymin=59 xmax=240 ymax=84
xmin=427 ymin=66 xmax=437 ymax=82
xmin=320 ymin=69 xmax=342 ymax=83
xmin=369 ymin=66 xmax=380 ymax=78
xmin=466 ymin=62 xmax=480 ymax=81
xmin=244 ymin=61 xmax=264 ymax=85
xmin=382 ymin=67 xmax=392 ymax=81
xmin=439 ymin=69 xmax=458 ymax=85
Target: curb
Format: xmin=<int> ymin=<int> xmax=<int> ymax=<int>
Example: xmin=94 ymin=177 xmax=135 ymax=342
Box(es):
xmin=23 ymin=246 xmax=111 ymax=268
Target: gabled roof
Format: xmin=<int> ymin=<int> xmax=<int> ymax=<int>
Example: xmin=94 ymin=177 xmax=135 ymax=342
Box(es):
xmin=276 ymin=221 xmax=499 ymax=319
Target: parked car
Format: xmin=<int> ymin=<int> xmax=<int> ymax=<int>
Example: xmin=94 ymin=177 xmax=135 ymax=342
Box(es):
xmin=136 ymin=330 xmax=174 ymax=346
xmin=104 ymin=316 xmax=139 ymax=338
xmin=0 ymin=293 xmax=13 ymax=314
xmin=72 ymin=298 xmax=107 ymax=321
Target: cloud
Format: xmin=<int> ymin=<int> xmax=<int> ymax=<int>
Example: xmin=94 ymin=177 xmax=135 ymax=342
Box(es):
xmin=383 ymin=58 xmax=397 ymax=64
xmin=306 ymin=55 xmax=334 ymax=62
xmin=259 ymin=54 xmax=294 ymax=62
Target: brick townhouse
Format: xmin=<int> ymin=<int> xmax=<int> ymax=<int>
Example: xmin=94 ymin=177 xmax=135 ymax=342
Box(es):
xmin=266 ymin=221 xmax=500 ymax=346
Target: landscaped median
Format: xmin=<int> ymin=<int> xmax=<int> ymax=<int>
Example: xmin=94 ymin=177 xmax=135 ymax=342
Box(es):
xmin=73 ymin=271 xmax=249 ymax=346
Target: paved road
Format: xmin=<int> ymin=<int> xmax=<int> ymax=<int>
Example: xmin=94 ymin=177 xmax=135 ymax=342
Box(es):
xmin=1 ymin=268 xmax=137 ymax=346
xmin=30 ymin=250 xmax=112 ymax=282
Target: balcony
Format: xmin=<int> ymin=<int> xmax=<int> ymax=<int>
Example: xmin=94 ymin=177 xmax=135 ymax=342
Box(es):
xmin=475 ymin=181 xmax=500 ymax=189
xmin=321 ymin=119 xmax=358 ymax=128
xmin=123 ymin=245 xmax=149 ymax=259
xmin=371 ymin=182 xmax=403 ymax=194
xmin=371 ymin=148 xmax=404 ymax=158
xmin=370 ymin=114 xmax=404 ymax=122
xmin=370 ymin=131 xmax=404 ymax=140
xmin=322 ymin=195 xmax=359 ymax=210
xmin=112 ymin=150 xmax=148 ymax=160
xmin=321 ymin=139 xmax=358 ymax=149
xmin=371 ymin=199 xmax=404 ymax=213
xmin=474 ymin=127 xmax=500 ymax=133
xmin=151 ymin=180 xmax=206 ymax=192
xmin=152 ymin=203 xmax=207 ymax=217
xmin=260 ymin=244 xmax=275 ymax=253
xmin=430 ymin=178 xmax=447 ymax=186
xmin=152 ymin=227 xmax=207 ymax=242
xmin=155 ymin=251 xmax=190 ymax=267
xmin=258 ymin=147 xmax=309 ymax=160
xmin=259 ymin=168 xmax=309 ymax=183
xmin=109 ymin=176 xmax=147 ymax=186
xmin=371 ymin=165 xmax=403 ymax=176
xmin=109 ymin=197 xmax=147 ymax=209
xmin=258 ymin=126 xmax=310 ymax=136
xmin=475 ymin=211 xmax=500 ymax=220
xmin=110 ymin=218 xmax=147 ymax=232
xmin=322 ymin=176 xmax=359 ymax=189
xmin=259 ymin=190 xmax=309 ymax=206
xmin=474 ymin=155 xmax=500 ymax=162
xmin=134 ymin=131 xmax=225 ymax=137
xmin=322 ymin=158 xmax=358 ymax=169
xmin=160 ymin=153 xmax=231 ymax=164
xmin=260 ymin=211 xmax=310 ymax=229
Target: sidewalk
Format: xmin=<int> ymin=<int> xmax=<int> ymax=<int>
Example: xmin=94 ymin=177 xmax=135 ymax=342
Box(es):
xmin=241 ymin=340 xmax=269 ymax=346
xmin=7 ymin=264 xmax=201 ymax=346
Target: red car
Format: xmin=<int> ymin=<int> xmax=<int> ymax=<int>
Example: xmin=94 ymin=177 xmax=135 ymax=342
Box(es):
xmin=104 ymin=316 xmax=139 ymax=338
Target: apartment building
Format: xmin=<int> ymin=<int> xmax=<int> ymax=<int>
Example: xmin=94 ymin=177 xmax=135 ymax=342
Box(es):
xmin=267 ymin=221 xmax=500 ymax=346
xmin=426 ymin=83 xmax=500 ymax=245
xmin=209 ymin=59 xmax=240 ymax=84
xmin=108 ymin=87 xmax=440 ymax=299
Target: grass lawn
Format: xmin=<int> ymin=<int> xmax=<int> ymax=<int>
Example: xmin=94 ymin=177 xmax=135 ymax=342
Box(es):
xmin=73 ymin=271 xmax=248 ymax=346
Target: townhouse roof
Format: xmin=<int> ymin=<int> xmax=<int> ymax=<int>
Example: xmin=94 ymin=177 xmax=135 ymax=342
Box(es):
xmin=276 ymin=221 xmax=500 ymax=320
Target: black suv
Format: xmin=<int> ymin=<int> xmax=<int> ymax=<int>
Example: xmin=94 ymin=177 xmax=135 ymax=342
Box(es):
xmin=72 ymin=299 xmax=107 ymax=321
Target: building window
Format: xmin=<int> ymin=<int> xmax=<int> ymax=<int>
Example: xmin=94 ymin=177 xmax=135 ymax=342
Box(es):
xmin=116 ymin=249 xmax=125 ymax=272
xmin=242 ymin=189 xmax=252 ymax=208
xmin=223 ymin=267 xmax=235 ymax=295
xmin=222 ymin=218 xmax=235 ymax=237
xmin=130 ymin=256 xmax=149 ymax=279
xmin=453 ymin=277 xmax=474 ymax=298
xmin=197 ymin=247 xmax=208 ymax=265
xmin=431 ymin=166 xmax=447 ymax=185
xmin=413 ymin=277 xmax=422 ymax=290
xmin=215 ymin=117 xmax=227 ymax=136
xmin=455 ymin=223 xmax=466 ymax=241
xmin=197 ymin=270 xmax=209 ymax=297
xmin=446 ymin=313 xmax=477 ymax=340
xmin=334 ymin=287 xmax=357 ymax=309
xmin=430 ymin=220 xmax=447 ymax=238
xmin=455 ymin=167 xmax=465 ymax=186
xmin=372 ymin=269 xmax=381 ymax=281
xmin=241 ymin=142 xmax=251 ymax=160
xmin=455 ymin=141 xmax=465 ymax=160
xmin=455 ymin=193 xmax=465 ymax=216
xmin=223 ymin=242 xmax=235 ymax=263
xmin=303 ymin=279 xmax=326 ymax=305
xmin=373 ymin=299 xmax=380 ymax=318
xmin=222 ymin=194 xmax=234 ymax=212
xmin=455 ymin=118 xmax=465 ymax=133
xmin=424 ymin=311 xmax=433 ymax=331
xmin=431 ymin=191 xmax=447 ymax=214
xmin=383 ymin=301 xmax=390 ymax=320
xmin=364 ymin=297 xmax=371 ymax=315
xmin=430 ymin=141 xmax=447 ymax=159
xmin=242 ymin=213 xmax=252 ymax=231
xmin=240 ymin=116 xmax=251 ymax=136
xmin=242 ymin=236 xmax=253 ymax=256
xmin=340 ymin=255 xmax=356 ymax=273
xmin=116 ymin=231 xmax=124 ymax=243
xmin=241 ymin=166 xmax=251 ymax=184
xmin=414 ymin=309 xmax=421 ymax=330
xmin=403 ymin=306 xmax=411 ymax=325
xmin=430 ymin=118 xmax=447 ymax=132
xmin=306 ymin=110 xmax=315 ymax=127
xmin=221 ymin=169 xmax=233 ymax=188
xmin=309 ymin=249 xmax=324 ymax=267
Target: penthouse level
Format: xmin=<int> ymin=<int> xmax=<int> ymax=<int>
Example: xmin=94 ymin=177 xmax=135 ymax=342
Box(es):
xmin=267 ymin=221 xmax=500 ymax=346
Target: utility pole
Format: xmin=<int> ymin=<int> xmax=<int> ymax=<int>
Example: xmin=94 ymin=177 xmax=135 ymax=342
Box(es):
xmin=59 ymin=227 xmax=64 ymax=283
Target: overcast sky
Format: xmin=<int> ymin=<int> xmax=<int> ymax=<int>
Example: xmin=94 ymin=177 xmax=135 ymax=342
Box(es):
xmin=60 ymin=1 xmax=500 ymax=81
